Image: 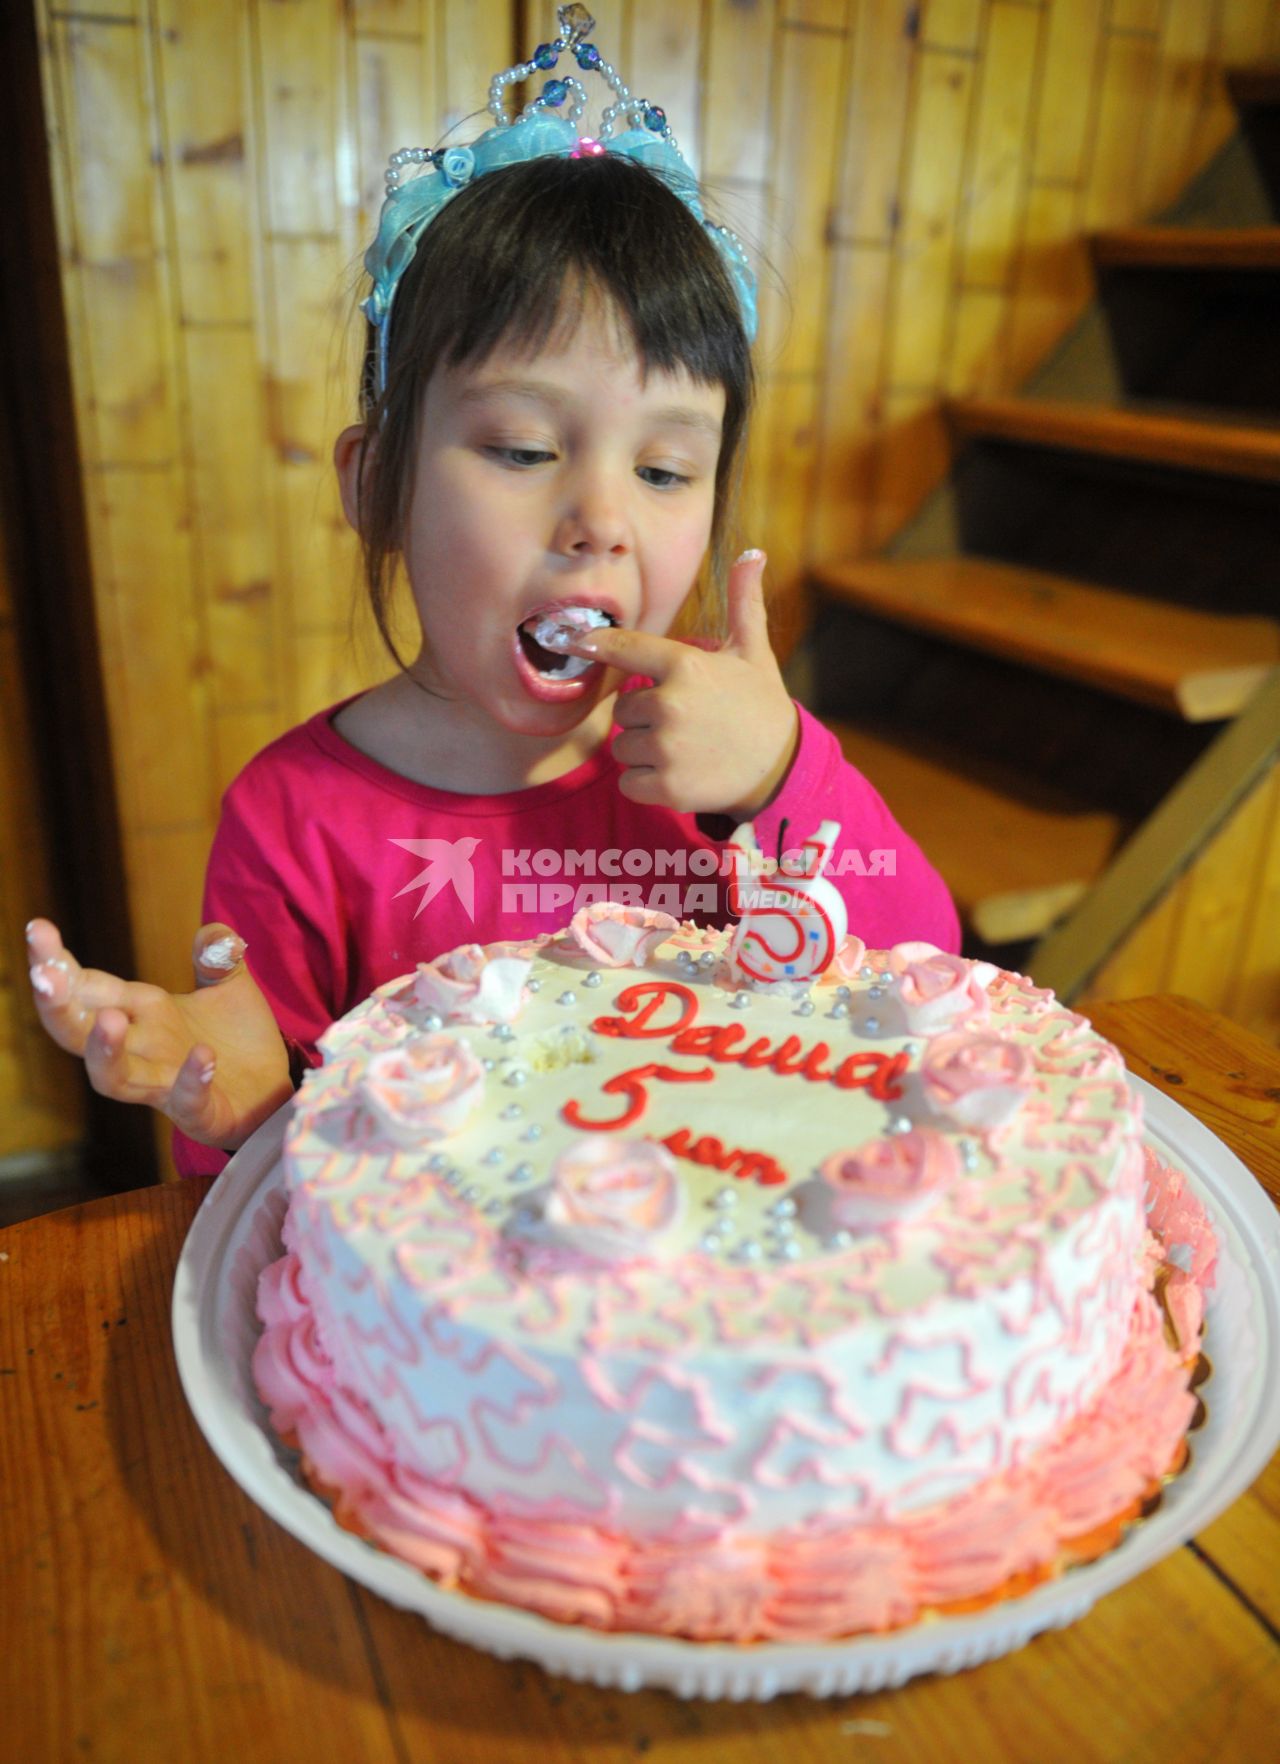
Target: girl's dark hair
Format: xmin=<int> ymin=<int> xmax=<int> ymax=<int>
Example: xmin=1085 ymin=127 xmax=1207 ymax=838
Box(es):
xmin=357 ymin=152 xmax=755 ymax=671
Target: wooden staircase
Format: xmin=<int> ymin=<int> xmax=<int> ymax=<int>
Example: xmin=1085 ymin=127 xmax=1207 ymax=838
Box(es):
xmin=809 ymin=67 xmax=1280 ymax=986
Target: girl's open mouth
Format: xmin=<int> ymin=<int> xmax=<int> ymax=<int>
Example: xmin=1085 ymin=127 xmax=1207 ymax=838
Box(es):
xmin=512 ymin=606 xmax=616 ymax=701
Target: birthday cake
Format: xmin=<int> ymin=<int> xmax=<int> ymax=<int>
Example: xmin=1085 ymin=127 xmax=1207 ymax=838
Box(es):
xmin=253 ymin=825 xmax=1214 ymax=1643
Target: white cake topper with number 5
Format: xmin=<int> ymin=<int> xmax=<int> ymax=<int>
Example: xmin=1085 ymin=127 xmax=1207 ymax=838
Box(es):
xmin=725 ymin=820 xmax=848 ymax=984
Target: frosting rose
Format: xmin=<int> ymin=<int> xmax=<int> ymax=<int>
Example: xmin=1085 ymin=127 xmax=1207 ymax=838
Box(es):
xmin=360 ymin=1032 xmax=484 ymax=1145
xmin=402 ymin=942 xmax=531 ymax=1024
xmin=543 ymin=1136 xmax=684 ymax=1264
xmin=820 ymin=933 xmax=868 ymax=984
xmin=922 ymin=1030 xmax=1035 ymax=1129
xmin=820 ymin=1129 xmax=959 ymax=1229
xmin=567 ymin=903 xmax=679 ymax=968
xmin=886 ymin=940 xmax=941 ymax=968
xmin=894 ymin=951 xmax=997 ymax=1035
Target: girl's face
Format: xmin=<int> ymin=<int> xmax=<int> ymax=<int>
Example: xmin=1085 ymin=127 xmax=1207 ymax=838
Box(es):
xmin=399 ymin=296 xmax=725 ymax=756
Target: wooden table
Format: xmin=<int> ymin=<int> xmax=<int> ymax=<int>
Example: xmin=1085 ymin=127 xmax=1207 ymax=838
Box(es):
xmin=4 ymin=996 xmax=1278 ymax=1763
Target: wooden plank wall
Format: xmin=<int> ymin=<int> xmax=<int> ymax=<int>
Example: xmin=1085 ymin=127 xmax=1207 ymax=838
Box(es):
xmin=1084 ymin=757 xmax=1280 ymax=1043
xmin=0 ymin=489 xmax=87 ymax=1160
xmin=15 ymin=0 xmax=1280 ymax=1166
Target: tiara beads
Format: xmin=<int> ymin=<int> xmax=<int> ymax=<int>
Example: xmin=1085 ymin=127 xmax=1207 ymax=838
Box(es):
xmin=384 ymin=145 xmax=438 ymax=192
xmin=559 ymin=4 xmax=595 ymax=46
xmin=363 ymin=0 xmax=758 ymax=397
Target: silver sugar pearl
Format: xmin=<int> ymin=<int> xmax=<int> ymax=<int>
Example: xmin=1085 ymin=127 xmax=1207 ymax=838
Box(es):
xmin=584 ymin=971 xmax=602 ymax=988
xmin=482 ymin=1057 xmax=495 ymax=1071
xmin=712 ymin=1187 xmax=739 ymax=1210
xmin=835 ymin=985 xmax=852 ymax=1001
xmin=528 ymin=977 xmax=542 ymax=993
xmin=701 ymin=1232 xmax=724 ymax=1253
xmin=423 ymin=1013 xmax=444 ymax=1031
xmin=513 ymin=1162 xmax=534 ymax=1181
xmin=491 ymin=1022 xmax=515 ymax=1040
xmin=868 ymin=985 xmax=884 ymax=1000
xmin=780 ymin=1240 xmax=802 ymax=1262
xmin=484 ymin=1199 xmax=505 ymax=1216
xmin=888 ymin=1115 xmax=913 ymax=1135
xmin=768 ymin=1197 xmax=797 ymax=1218
xmin=428 ymin=1152 xmax=448 ymax=1171
xmin=832 ymin=1230 xmax=853 ymax=1249
xmin=796 ymin=999 xmax=815 ymax=1016
xmin=699 ymin=951 xmax=717 ymax=968
xmin=859 ymin=964 xmax=874 ymax=981
xmin=863 ymin=1016 xmax=880 ymax=1034
xmin=829 ymin=1002 xmax=850 ymax=1020
xmin=879 ymin=970 xmax=893 ymax=984
xmin=737 ymin=1240 xmax=763 ymax=1263
xmin=463 ymin=1184 xmax=481 ymax=1203
xmin=522 ymin=1124 xmax=544 ymax=1141
xmin=732 ymin=991 xmax=752 ymax=1009
xmin=500 ymin=1103 xmax=523 ymax=1120
xmin=557 ymin=990 xmax=577 ymax=1005
xmin=504 ymin=1070 xmax=528 ymax=1087
xmin=482 ymin=1148 xmax=503 ymax=1166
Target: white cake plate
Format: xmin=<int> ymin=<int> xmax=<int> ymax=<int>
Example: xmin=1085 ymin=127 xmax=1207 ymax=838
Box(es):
xmin=172 ymin=1076 xmax=1280 ymax=1701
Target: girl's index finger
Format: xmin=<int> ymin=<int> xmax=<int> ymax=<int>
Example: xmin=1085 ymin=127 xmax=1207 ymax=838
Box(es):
xmin=559 ymin=623 xmax=688 ymax=682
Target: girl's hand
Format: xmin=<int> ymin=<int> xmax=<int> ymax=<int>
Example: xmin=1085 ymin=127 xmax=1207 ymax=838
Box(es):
xmin=26 ymin=919 xmax=292 ymax=1151
xmin=566 ymin=550 xmax=800 ymax=818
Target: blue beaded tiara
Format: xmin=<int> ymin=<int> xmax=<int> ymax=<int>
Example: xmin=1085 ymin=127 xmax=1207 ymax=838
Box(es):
xmin=361 ymin=4 xmax=757 ymax=402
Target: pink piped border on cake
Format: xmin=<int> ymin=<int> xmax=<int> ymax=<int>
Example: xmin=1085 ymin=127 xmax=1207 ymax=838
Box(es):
xmin=253 ymin=1150 xmax=1215 ymax=1643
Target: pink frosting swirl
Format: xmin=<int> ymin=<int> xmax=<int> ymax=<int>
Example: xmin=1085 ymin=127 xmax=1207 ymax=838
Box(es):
xmin=567 ymin=903 xmax=680 ymax=967
xmin=401 ymin=942 xmax=531 ymax=1024
xmin=820 ymin=1129 xmax=960 ymax=1228
xmin=894 ymin=951 xmax=996 ymax=1035
xmin=922 ymin=1030 xmax=1035 ymax=1129
xmin=360 ymin=1032 xmax=484 ymax=1145
xmin=543 ymin=1135 xmax=684 ymax=1264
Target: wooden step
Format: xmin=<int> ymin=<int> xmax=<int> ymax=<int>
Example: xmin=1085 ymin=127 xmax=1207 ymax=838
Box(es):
xmin=829 ymin=720 xmax=1127 ymax=945
xmin=811 ymin=557 xmax=1280 ymax=722
xmin=1091 ymin=227 xmax=1280 ymax=271
xmin=948 ymin=396 xmax=1280 ymax=485
xmin=1226 ymin=65 xmax=1280 ymax=110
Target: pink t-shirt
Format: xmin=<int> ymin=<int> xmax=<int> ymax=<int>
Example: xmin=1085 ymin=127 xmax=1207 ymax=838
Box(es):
xmin=174 ymin=690 xmax=958 ymax=1176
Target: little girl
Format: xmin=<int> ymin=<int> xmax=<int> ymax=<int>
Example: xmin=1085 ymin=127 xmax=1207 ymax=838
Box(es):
xmin=27 ymin=11 xmax=958 ymax=1179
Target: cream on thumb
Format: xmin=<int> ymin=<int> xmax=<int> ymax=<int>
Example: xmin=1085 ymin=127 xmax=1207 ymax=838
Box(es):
xmin=726 ymin=548 xmax=769 ymax=656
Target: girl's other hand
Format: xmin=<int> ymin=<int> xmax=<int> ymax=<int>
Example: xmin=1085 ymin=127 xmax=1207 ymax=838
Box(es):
xmin=561 ymin=549 xmax=800 ymax=819
xmin=26 ymin=919 xmax=292 ymax=1151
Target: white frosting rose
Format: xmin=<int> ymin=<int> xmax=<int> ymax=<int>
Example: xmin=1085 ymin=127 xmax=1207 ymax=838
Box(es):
xmin=820 ymin=1129 xmax=959 ymax=1229
xmin=567 ymin=903 xmax=679 ymax=968
xmin=922 ymin=1031 xmax=1035 ymax=1130
xmin=894 ymin=951 xmax=997 ymax=1035
xmin=543 ymin=1136 xmax=684 ymax=1264
xmin=402 ymin=942 xmax=531 ymax=1024
xmin=360 ymin=1033 xmax=484 ymax=1145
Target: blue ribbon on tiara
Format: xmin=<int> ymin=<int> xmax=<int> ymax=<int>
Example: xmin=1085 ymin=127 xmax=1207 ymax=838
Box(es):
xmin=361 ymin=5 xmax=757 ymax=401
